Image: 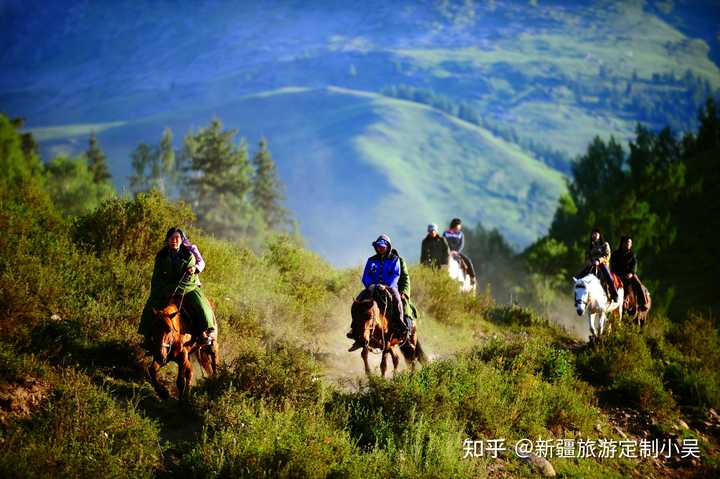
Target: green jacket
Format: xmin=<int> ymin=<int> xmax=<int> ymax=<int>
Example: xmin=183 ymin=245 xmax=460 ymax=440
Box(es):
xmin=150 ymin=245 xmax=199 ymax=300
xmin=396 ymin=255 xmax=419 ymax=320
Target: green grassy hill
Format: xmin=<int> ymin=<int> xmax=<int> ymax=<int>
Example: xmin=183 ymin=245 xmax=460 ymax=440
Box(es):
xmin=32 ymin=86 xmax=566 ymax=265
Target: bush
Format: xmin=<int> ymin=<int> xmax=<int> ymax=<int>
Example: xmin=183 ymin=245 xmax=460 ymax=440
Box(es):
xmin=665 ymin=314 xmax=720 ymax=409
xmin=178 ymin=398 xmax=367 ymax=478
xmin=201 ymin=339 xmax=323 ymax=405
xmin=576 ymin=330 xmax=676 ymax=417
xmin=0 ymin=369 xmax=162 ymax=478
xmin=73 ymin=190 xmax=194 ymax=261
xmin=410 ymin=265 xmax=492 ymax=327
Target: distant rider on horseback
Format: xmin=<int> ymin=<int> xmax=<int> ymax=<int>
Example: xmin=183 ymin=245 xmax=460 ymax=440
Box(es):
xmin=347 ymin=234 xmax=413 ymax=351
xmin=420 ymin=223 xmax=450 ymax=268
xmin=611 ymin=235 xmax=648 ymax=311
xmin=443 ymin=218 xmax=476 ymax=284
xmin=576 ymin=228 xmax=618 ymax=301
xmin=138 ymin=227 xmax=215 ymax=351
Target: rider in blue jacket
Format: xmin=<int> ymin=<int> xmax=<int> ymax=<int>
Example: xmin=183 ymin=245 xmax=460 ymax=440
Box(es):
xmin=348 ymin=234 xmax=409 ymax=351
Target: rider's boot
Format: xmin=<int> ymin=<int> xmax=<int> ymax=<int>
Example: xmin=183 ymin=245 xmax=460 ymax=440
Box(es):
xmin=346 ymin=330 xmax=354 ymax=339
xmin=203 ymin=327 xmax=216 ymax=346
xmin=348 ymin=340 xmax=363 ymax=352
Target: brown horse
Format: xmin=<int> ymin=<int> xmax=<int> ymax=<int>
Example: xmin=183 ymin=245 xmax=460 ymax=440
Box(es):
xmin=146 ymin=299 xmax=219 ymax=400
xmin=349 ymin=288 xmax=428 ymax=377
xmin=623 ymin=281 xmax=652 ymax=327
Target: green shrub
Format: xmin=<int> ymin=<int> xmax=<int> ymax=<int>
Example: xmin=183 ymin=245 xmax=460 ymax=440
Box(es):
xmin=73 ymin=190 xmax=194 ymax=261
xmin=576 ymin=330 xmax=676 ymax=417
xmin=410 ymin=265 xmax=492 ymax=327
xmin=0 ymin=369 xmax=162 ymax=478
xmin=665 ymin=314 xmax=720 ymax=409
xmin=201 ymin=339 xmax=322 ymax=405
xmin=178 ymin=398 xmax=366 ymax=478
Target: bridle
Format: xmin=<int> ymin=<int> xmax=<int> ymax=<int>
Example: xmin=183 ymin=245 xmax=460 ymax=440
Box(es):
xmin=157 ymin=313 xmax=180 ymax=363
xmin=575 ymin=282 xmax=588 ymax=310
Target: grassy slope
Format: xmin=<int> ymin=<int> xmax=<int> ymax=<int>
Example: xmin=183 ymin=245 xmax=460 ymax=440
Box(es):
xmin=2 ymin=191 xmax=718 ymax=477
xmin=30 ymin=86 xmax=565 ymax=265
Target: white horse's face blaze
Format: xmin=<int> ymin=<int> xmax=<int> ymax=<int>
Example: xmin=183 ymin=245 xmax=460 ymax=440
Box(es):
xmin=574 ymin=282 xmax=588 ymax=316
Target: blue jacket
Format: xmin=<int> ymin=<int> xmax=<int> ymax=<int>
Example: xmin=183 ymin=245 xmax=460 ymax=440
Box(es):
xmin=362 ymin=252 xmax=401 ymax=289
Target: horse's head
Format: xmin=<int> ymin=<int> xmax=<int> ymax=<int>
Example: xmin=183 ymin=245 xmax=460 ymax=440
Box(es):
xmin=573 ymin=276 xmax=589 ymax=316
xmin=151 ymin=304 xmax=181 ymax=363
xmin=350 ymin=298 xmax=380 ymax=347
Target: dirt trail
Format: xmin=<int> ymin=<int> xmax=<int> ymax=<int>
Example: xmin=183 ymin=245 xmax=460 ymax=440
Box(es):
xmin=314 ymin=302 xmax=481 ymax=389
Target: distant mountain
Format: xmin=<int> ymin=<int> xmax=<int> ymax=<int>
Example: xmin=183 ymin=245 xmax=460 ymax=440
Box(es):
xmin=2 ymin=0 xmax=718 ymax=264
xmin=29 ymin=87 xmax=565 ymax=265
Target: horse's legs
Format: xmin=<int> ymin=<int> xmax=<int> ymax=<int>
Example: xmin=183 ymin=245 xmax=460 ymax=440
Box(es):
xmin=361 ymin=347 xmax=371 ymax=376
xmin=210 ymin=342 xmax=219 ymax=374
xmin=390 ymin=347 xmax=400 ymax=376
xmin=146 ymin=361 xmax=170 ymax=400
xmin=196 ymin=345 xmax=216 ymax=377
xmin=177 ymin=353 xmax=193 ymax=400
xmin=588 ymin=312 xmax=597 ymax=340
xmin=599 ymin=312 xmax=606 ymax=337
xmin=380 ymin=350 xmax=388 ymax=378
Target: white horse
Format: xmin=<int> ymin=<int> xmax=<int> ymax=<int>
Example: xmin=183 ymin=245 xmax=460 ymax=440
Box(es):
xmin=573 ymin=273 xmax=623 ymax=341
xmin=448 ymin=254 xmax=476 ymax=294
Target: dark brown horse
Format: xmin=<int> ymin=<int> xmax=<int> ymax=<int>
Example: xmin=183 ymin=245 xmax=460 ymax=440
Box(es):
xmin=146 ymin=299 xmax=219 ymax=400
xmin=349 ymin=288 xmax=428 ymax=377
xmin=623 ymin=281 xmax=652 ymax=327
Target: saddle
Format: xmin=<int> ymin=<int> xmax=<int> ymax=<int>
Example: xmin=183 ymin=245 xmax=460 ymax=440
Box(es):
xmin=589 ymin=265 xmax=621 ymax=299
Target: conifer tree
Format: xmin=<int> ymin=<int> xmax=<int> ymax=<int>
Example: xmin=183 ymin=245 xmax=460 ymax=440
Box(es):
xmin=128 ymin=128 xmax=177 ymax=196
xmin=251 ymin=137 xmax=288 ymax=230
xmin=86 ymin=132 xmax=111 ymax=183
xmin=180 ymin=118 xmax=257 ymax=238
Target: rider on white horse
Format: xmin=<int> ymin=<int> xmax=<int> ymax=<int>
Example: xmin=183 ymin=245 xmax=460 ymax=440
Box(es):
xmin=575 ymin=228 xmax=618 ymax=302
xmin=443 ymin=218 xmax=477 ymax=287
xmin=573 ymin=273 xmax=624 ymax=340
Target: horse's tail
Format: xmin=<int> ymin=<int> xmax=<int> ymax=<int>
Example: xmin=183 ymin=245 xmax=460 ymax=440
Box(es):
xmin=401 ymin=339 xmax=428 ymax=365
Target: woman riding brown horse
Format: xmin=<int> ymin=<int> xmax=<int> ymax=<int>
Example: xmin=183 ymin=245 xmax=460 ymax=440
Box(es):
xmin=146 ymin=298 xmax=219 ymax=400
xmin=349 ymin=286 xmax=427 ymax=377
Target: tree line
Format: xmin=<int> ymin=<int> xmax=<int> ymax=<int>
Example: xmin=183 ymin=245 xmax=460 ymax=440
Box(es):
xmin=453 ymin=99 xmax=719 ymax=320
xmin=1 ymin=116 xmax=290 ymax=242
xmin=524 ymin=99 xmax=717 ymax=318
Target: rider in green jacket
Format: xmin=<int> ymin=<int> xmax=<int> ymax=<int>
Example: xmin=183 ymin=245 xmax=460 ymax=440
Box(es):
xmin=138 ymin=227 xmax=215 ymax=350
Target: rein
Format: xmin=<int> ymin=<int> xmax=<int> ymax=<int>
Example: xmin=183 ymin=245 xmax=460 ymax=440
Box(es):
xmin=171 ymin=270 xmax=189 ymax=312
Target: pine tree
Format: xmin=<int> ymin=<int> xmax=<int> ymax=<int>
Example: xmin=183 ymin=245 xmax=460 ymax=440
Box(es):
xmin=180 ymin=118 xmax=257 ymax=238
xmin=250 ymin=138 xmax=288 ymax=230
xmin=158 ymin=128 xmax=175 ymax=195
xmin=0 ymin=114 xmax=45 ymax=197
xmin=128 ymin=128 xmax=177 ymax=196
xmin=85 ymin=132 xmax=111 ymax=184
xmin=129 ymin=142 xmax=153 ymax=195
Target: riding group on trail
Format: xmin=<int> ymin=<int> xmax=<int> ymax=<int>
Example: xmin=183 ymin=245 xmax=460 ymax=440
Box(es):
xmin=573 ymin=228 xmax=651 ymax=343
xmin=136 ymin=219 xmax=649 ymax=395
